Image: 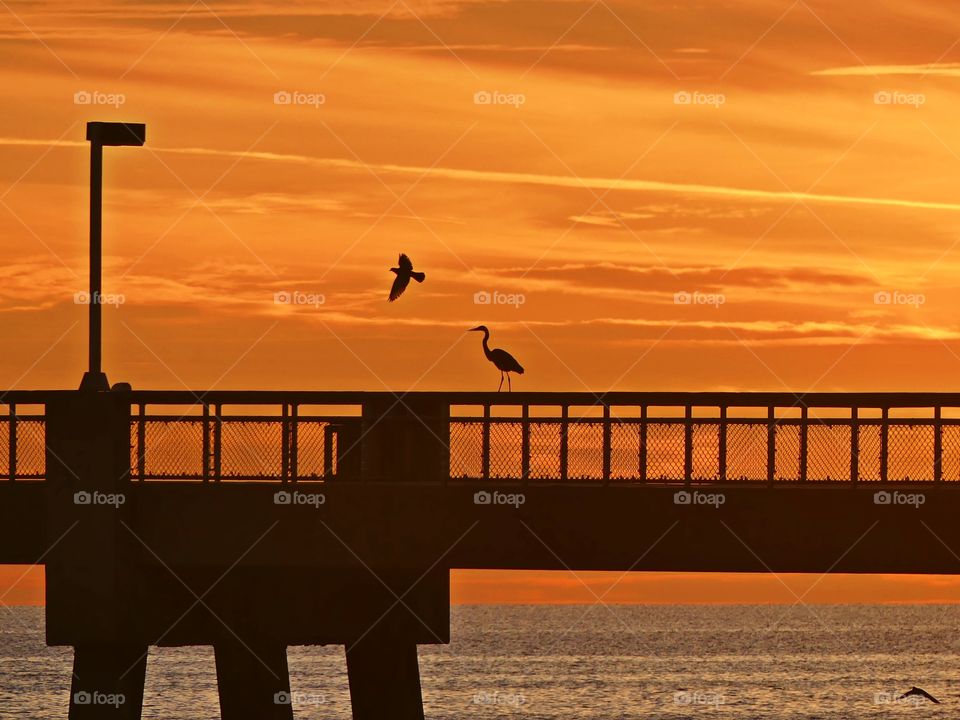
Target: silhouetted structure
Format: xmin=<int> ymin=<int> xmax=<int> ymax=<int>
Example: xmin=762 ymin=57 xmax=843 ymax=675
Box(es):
xmin=1 ymin=390 xmax=960 ymax=718
xmin=80 ymin=122 xmax=145 ymax=391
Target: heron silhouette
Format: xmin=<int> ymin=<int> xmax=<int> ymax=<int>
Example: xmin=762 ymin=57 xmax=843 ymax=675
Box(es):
xmin=469 ymin=325 xmax=524 ymax=391
xmin=898 ymin=687 xmax=940 ymax=704
xmin=388 ymin=253 xmax=425 ymax=302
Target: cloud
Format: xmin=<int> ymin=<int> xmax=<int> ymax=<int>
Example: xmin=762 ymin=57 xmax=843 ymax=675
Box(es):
xmin=5 ymin=137 xmax=958 ymax=215
xmin=812 ymin=63 xmax=960 ymax=77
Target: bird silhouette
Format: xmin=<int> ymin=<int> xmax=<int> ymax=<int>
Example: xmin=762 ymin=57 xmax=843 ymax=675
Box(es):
xmin=469 ymin=325 xmax=524 ymax=391
xmin=388 ymin=253 xmax=425 ymax=302
xmin=899 ymin=687 xmax=940 ymax=704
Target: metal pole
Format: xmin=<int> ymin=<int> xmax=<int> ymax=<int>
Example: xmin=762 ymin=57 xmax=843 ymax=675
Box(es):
xmin=90 ymin=141 xmax=102 ymax=378
xmin=79 ymin=121 xmax=146 ymax=390
xmin=80 ymin=140 xmax=109 ymax=390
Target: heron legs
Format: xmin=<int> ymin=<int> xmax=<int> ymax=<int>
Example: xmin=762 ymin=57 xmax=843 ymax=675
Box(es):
xmin=507 ymin=373 xmax=512 ymax=391
xmin=497 ymin=372 xmax=504 ymax=392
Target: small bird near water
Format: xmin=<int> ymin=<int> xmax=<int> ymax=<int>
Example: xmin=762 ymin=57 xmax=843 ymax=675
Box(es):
xmin=899 ymin=686 xmax=940 ymax=704
xmin=469 ymin=325 xmax=524 ymax=391
xmin=388 ymin=253 xmax=425 ymax=301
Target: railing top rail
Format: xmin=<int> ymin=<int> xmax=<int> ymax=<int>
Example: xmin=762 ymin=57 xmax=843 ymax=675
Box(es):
xmin=124 ymin=390 xmax=960 ymax=408
xmin=2 ymin=389 xmax=960 ymax=408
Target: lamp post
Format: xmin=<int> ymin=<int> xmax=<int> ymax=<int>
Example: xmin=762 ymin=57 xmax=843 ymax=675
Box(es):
xmin=79 ymin=121 xmax=146 ymax=391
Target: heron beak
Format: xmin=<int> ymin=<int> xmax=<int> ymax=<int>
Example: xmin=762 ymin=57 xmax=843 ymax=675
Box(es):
xmin=468 ymin=326 xmax=482 ymax=332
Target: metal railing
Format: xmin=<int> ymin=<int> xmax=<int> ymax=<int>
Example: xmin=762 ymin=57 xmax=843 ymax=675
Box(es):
xmin=0 ymin=403 xmax=46 ymax=480
xmin=449 ymin=392 xmax=960 ymax=484
xmin=128 ymin=395 xmax=362 ymax=482
xmin=5 ymin=391 xmax=960 ymax=485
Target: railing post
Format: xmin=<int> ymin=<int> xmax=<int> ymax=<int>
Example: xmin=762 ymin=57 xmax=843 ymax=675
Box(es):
xmin=202 ymin=404 xmax=210 ymax=483
xmin=137 ymin=403 xmax=146 ymax=481
xmin=214 ymin=403 xmax=222 ymax=482
xmin=934 ymin=406 xmax=943 ymax=483
xmin=281 ymin=403 xmax=289 ymax=484
xmin=767 ymin=406 xmax=775 ymax=486
xmin=521 ymin=405 xmax=530 ymax=484
xmin=602 ymin=404 xmax=611 ymax=485
xmin=481 ymin=405 xmax=491 ymax=480
xmin=559 ymin=406 xmax=569 ymax=481
xmin=718 ymin=406 xmax=727 ymax=482
xmin=850 ymin=407 xmax=859 ymax=485
xmin=8 ymin=403 xmax=15 ymax=482
xmin=683 ymin=406 xmax=693 ymax=487
xmin=799 ymin=406 xmax=808 ymax=482
xmin=323 ymin=425 xmax=335 ymax=480
xmin=880 ymin=407 xmax=889 ymax=483
xmin=639 ymin=405 xmax=647 ymax=483
xmin=291 ymin=403 xmax=299 ymax=484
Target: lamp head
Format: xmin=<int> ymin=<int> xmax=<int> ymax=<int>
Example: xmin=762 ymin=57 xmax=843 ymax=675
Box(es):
xmin=86 ymin=122 xmax=146 ymax=146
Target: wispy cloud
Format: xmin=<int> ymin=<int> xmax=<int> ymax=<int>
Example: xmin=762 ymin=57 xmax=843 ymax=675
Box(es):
xmin=4 ymin=137 xmax=960 ymax=214
xmin=813 ymin=63 xmax=960 ymax=76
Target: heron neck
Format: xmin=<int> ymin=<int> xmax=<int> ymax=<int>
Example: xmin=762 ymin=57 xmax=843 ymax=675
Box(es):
xmin=481 ymin=331 xmax=493 ymax=359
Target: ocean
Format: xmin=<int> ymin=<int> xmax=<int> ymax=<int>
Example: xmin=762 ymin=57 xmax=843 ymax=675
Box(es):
xmin=0 ymin=604 xmax=956 ymax=718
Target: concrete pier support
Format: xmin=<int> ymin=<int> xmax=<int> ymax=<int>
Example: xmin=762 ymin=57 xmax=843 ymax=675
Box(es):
xmin=69 ymin=644 xmax=147 ymax=719
xmin=214 ymin=642 xmax=293 ymax=720
xmin=346 ymin=637 xmax=424 ymax=720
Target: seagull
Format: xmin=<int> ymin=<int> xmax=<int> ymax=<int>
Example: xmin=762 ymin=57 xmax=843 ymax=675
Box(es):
xmin=388 ymin=253 xmax=425 ymax=302
xmin=468 ymin=325 xmax=524 ymax=391
xmin=899 ymin=687 xmax=940 ymax=704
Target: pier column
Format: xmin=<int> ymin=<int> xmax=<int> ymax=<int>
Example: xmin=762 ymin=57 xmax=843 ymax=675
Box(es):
xmin=214 ymin=641 xmax=293 ymax=720
xmin=346 ymin=636 xmax=424 ymax=720
xmin=69 ymin=644 xmax=147 ymax=719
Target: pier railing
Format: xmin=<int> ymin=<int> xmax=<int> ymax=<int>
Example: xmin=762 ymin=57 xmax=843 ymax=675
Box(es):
xmin=3 ymin=391 xmax=960 ymax=484
xmin=449 ymin=393 xmax=960 ymax=484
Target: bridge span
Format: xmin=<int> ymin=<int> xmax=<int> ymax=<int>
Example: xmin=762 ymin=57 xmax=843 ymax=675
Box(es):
xmin=3 ymin=389 xmax=960 ymax=719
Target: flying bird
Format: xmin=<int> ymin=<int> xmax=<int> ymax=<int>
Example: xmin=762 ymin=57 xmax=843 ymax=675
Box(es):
xmin=388 ymin=253 xmax=425 ymax=302
xmin=898 ymin=687 xmax=940 ymax=704
xmin=469 ymin=325 xmax=524 ymax=391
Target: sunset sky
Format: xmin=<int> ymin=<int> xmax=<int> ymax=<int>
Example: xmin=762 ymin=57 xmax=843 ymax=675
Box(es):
xmin=4 ymin=0 xmax=960 ymax=604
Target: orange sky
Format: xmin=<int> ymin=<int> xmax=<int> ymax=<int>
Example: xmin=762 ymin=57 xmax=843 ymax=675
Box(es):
xmin=3 ymin=0 xmax=960 ymax=604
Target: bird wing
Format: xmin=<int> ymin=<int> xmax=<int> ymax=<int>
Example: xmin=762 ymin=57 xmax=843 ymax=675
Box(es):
xmin=398 ymin=253 xmax=413 ymax=272
xmin=900 ymin=688 xmax=940 ymax=704
xmin=389 ymin=273 xmax=410 ymax=301
xmin=491 ymin=348 xmax=524 ymax=374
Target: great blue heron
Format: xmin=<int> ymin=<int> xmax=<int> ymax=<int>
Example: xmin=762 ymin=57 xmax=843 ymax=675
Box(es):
xmin=388 ymin=253 xmax=425 ymax=302
xmin=898 ymin=687 xmax=940 ymax=704
xmin=469 ymin=325 xmax=524 ymax=391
